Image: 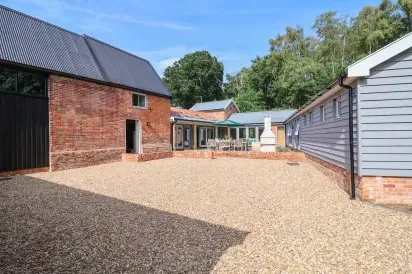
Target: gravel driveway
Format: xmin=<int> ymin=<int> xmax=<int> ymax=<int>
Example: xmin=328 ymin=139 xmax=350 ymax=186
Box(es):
xmin=1 ymin=158 xmax=411 ymax=273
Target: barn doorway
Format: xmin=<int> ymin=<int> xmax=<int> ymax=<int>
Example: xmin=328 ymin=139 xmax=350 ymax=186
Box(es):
xmin=0 ymin=66 xmax=49 ymax=172
xmin=126 ymin=119 xmax=141 ymax=154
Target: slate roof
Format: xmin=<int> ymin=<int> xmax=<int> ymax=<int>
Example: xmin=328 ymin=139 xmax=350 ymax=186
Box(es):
xmin=190 ymin=99 xmax=238 ymax=111
xmin=170 ymin=107 xmax=221 ymax=123
xmin=229 ymin=110 xmax=296 ymax=125
xmin=0 ymin=5 xmax=171 ymax=98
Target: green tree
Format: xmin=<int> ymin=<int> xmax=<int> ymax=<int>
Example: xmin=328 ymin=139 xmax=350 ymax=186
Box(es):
xmin=234 ymin=86 xmax=265 ymax=112
xmin=313 ymin=11 xmax=348 ymax=77
xmin=163 ymin=51 xmax=224 ymax=108
xmin=202 ymin=0 xmax=412 ymax=112
xmin=351 ymin=1 xmax=402 ymax=54
xmin=399 ymin=0 xmax=412 ymax=31
xmin=223 ymin=68 xmax=248 ymax=99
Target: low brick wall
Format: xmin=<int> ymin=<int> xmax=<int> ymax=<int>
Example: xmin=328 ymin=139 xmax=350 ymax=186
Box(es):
xmin=50 ymin=148 xmax=123 ymax=171
xmin=0 ymin=167 xmax=49 ymax=177
xmin=173 ymin=150 xmax=305 ymax=161
xmin=305 ymin=153 xmax=362 ymax=197
xmin=173 ymin=150 xmax=214 ymax=159
xmin=360 ymin=177 xmax=412 ymax=204
xmin=301 ymin=150 xmax=412 ymax=205
xmin=122 ymin=152 xmax=173 ymax=162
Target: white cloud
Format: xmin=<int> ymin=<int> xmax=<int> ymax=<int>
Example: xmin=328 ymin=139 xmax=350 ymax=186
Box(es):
xmin=76 ymin=18 xmax=113 ymax=33
xmin=135 ymin=45 xmax=248 ymax=76
xmin=158 ymin=58 xmax=179 ymax=70
xmin=134 ymin=45 xmax=207 ymax=75
xmin=13 ymin=0 xmax=195 ymax=30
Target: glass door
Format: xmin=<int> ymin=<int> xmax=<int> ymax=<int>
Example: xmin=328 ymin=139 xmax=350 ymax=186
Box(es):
xmin=184 ymin=127 xmax=191 ymax=148
xmin=199 ymin=127 xmax=206 ymax=147
xmin=176 ymin=125 xmax=183 ymax=149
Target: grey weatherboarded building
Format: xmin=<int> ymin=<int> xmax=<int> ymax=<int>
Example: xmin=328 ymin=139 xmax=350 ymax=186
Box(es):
xmin=285 ymin=31 xmax=412 ymax=204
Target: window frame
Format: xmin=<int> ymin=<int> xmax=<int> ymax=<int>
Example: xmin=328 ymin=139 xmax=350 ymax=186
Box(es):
xmin=248 ymin=127 xmax=256 ymax=139
xmin=320 ymin=105 xmax=325 ymax=122
xmin=309 ymin=111 xmax=313 ymax=125
xmin=131 ymin=92 xmax=147 ymax=109
xmin=333 ymin=96 xmax=342 ymax=119
xmin=0 ymin=65 xmax=48 ymax=98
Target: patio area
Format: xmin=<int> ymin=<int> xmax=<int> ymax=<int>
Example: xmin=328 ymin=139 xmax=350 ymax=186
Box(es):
xmin=1 ymin=158 xmax=411 ymax=273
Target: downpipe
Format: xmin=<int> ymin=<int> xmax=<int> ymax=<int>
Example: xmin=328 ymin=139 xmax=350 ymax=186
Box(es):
xmin=339 ymin=75 xmax=356 ymax=200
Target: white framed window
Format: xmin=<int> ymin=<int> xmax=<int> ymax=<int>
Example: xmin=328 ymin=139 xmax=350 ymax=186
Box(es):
xmin=333 ymin=96 xmax=342 ymax=119
xmin=320 ymin=105 xmax=325 ymax=122
xmin=132 ymin=92 xmax=147 ymax=109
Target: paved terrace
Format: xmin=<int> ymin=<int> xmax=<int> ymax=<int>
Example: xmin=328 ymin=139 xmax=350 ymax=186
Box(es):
xmin=1 ymin=158 xmax=411 ymax=273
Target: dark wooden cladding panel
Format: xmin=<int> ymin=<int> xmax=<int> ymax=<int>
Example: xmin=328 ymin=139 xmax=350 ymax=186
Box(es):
xmin=0 ymin=93 xmax=49 ymax=172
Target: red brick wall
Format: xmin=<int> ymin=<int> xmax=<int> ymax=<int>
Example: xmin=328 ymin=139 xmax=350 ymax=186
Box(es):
xmin=360 ymin=177 xmax=412 ymax=204
xmin=49 ymin=75 xmax=171 ymax=171
xmin=173 ymin=151 xmax=306 ymax=161
xmin=122 ymin=152 xmax=173 ymax=162
xmin=301 ymin=150 xmax=412 ymax=205
xmin=198 ymin=102 xmax=239 ymax=120
xmin=304 ymin=153 xmax=362 ymax=197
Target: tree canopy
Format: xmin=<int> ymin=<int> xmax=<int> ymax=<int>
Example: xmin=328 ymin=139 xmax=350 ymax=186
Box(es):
xmin=163 ymin=51 xmax=224 ymax=109
xmin=163 ymin=0 xmax=412 ymax=112
xmin=226 ymin=0 xmax=412 ymax=111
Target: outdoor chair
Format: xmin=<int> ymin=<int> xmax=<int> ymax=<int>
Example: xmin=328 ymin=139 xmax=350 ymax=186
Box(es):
xmin=233 ymin=139 xmax=243 ymax=151
xmin=207 ymin=139 xmax=217 ymax=150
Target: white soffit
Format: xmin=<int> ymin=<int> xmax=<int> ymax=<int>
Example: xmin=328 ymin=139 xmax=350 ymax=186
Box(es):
xmin=347 ymin=31 xmax=412 ymax=77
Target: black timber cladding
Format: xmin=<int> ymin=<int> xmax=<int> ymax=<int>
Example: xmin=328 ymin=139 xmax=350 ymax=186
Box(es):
xmin=0 ymin=93 xmax=49 ymax=172
xmin=0 ymin=5 xmax=171 ymax=97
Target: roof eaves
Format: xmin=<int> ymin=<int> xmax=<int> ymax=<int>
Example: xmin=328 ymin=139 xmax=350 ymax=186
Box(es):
xmin=347 ymin=31 xmax=412 ymax=77
xmin=224 ymin=98 xmax=240 ymax=112
xmin=171 ymin=116 xmax=216 ymax=123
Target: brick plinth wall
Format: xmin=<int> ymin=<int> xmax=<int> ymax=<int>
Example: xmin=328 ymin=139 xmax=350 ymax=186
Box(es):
xmin=298 ymin=149 xmax=412 ymax=204
xmin=49 ymin=75 xmax=171 ymax=171
xmin=0 ymin=167 xmax=49 ymax=177
xmin=360 ymin=177 xmax=412 ymax=204
xmin=122 ymin=152 xmax=173 ymax=162
xmin=173 ymin=151 xmax=306 ymax=161
xmin=304 ymin=153 xmax=362 ymax=197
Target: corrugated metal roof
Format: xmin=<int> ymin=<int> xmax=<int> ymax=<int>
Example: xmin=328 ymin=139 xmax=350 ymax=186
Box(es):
xmin=0 ymin=5 xmax=171 ymax=98
xmin=190 ymin=99 xmax=235 ymax=111
xmin=229 ymin=110 xmax=296 ymax=124
xmin=0 ymin=5 xmax=105 ymax=81
xmin=84 ymin=36 xmax=171 ymax=97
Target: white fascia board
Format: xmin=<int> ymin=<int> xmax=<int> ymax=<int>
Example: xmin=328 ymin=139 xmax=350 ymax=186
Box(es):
xmin=347 ymin=31 xmax=412 ymax=77
xmin=225 ymin=99 xmax=240 ymax=113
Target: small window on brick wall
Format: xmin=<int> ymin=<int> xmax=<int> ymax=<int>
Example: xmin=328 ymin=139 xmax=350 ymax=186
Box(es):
xmin=132 ymin=93 xmax=146 ymax=108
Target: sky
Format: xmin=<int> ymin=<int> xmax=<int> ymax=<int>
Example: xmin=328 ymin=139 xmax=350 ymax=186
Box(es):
xmin=1 ymin=0 xmax=381 ymax=77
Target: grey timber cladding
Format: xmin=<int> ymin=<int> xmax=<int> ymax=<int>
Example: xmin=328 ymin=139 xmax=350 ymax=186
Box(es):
xmin=0 ymin=5 xmax=171 ymax=97
xmin=358 ymin=48 xmax=412 ymax=177
xmin=286 ymin=89 xmax=359 ymax=171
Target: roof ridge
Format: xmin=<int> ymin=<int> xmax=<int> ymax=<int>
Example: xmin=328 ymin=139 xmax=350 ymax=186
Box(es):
xmin=0 ymin=5 xmax=82 ymax=38
xmin=193 ymin=98 xmax=232 ymax=105
xmin=83 ymin=35 xmax=151 ymax=64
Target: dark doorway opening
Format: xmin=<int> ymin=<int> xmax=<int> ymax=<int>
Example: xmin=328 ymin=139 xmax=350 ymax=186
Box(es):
xmin=126 ymin=120 xmax=139 ymax=153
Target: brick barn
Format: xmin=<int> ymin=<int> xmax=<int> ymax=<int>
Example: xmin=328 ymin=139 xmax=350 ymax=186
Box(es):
xmin=0 ymin=6 xmax=172 ymax=173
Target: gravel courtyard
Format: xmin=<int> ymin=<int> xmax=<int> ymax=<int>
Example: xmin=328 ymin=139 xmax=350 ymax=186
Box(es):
xmin=1 ymin=158 xmax=411 ymax=273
